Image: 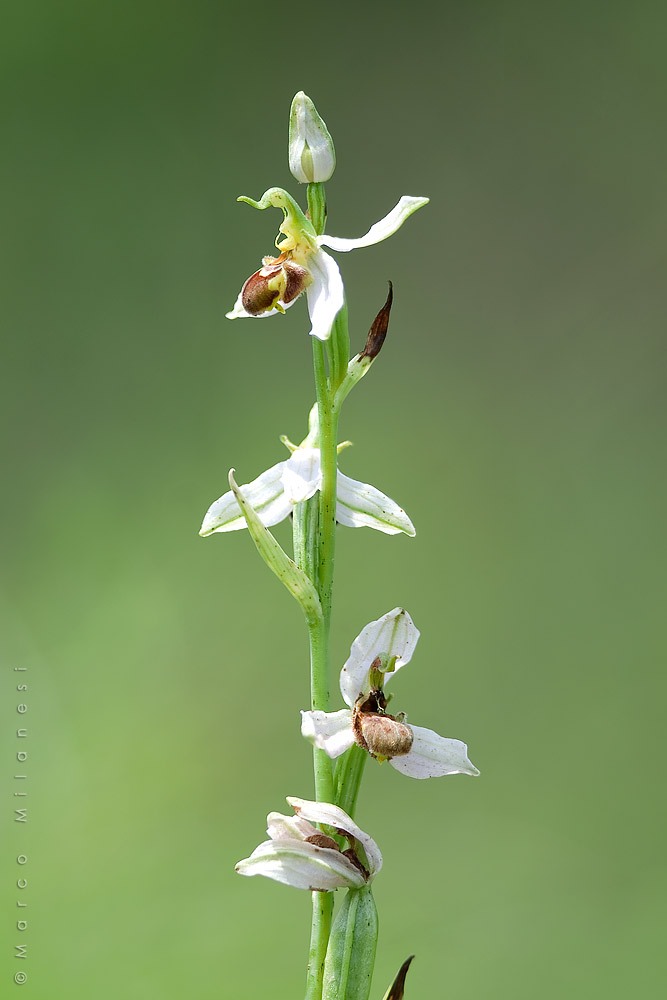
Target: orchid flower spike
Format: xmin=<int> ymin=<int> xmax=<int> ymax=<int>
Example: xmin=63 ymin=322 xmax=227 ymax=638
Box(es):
xmin=226 ymin=187 xmax=428 ymax=341
xmin=199 ymin=410 xmax=415 ymax=537
xmin=235 ymin=797 xmax=382 ymax=891
xmin=301 ymin=608 xmax=480 ymax=778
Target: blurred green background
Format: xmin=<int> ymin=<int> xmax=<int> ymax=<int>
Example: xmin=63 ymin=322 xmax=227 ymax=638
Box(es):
xmin=2 ymin=2 xmax=666 ymax=997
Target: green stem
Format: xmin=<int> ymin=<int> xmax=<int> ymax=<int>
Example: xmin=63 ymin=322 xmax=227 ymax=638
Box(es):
xmin=308 ymin=617 xmax=335 ymax=802
xmin=307 ymin=182 xmax=327 ymax=237
xmin=296 ymin=507 xmax=334 ymax=1000
xmin=303 ymin=179 xmax=376 ymax=1000
xmin=303 ymin=312 xmax=342 ymax=1000
xmin=294 ymin=495 xmax=334 ymax=804
xmin=301 ymin=180 xmax=340 ymax=1000
xmin=305 ymin=891 xmax=334 ymax=1000
xmin=312 ymin=338 xmax=339 ymax=624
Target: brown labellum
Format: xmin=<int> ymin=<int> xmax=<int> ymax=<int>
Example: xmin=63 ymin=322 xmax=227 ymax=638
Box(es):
xmin=241 ymin=265 xmax=283 ymax=315
xmin=240 ymin=256 xmax=309 ymax=315
xmin=354 ymin=711 xmax=413 ymax=758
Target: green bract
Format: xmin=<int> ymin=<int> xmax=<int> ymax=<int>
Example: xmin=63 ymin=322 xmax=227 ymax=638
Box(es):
xmin=322 ymin=886 xmax=379 ymax=1000
xmin=226 ymin=469 xmax=322 ymax=625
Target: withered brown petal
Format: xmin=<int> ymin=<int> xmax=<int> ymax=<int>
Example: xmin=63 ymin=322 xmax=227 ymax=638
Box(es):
xmin=304 ymin=833 xmax=342 ymax=852
xmin=360 ymin=281 xmax=393 ymax=360
xmin=357 ymin=688 xmax=388 ymax=715
xmin=341 ymin=848 xmax=370 ymax=880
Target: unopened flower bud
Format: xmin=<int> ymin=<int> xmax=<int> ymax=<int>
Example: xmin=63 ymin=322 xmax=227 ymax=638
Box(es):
xmin=289 ymin=91 xmax=336 ymax=183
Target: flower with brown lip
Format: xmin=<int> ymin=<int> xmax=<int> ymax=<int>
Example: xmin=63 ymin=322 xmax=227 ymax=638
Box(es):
xmin=235 ymin=797 xmax=382 ymax=892
xmin=301 ymin=608 xmax=480 ymax=779
xmin=226 ymin=187 xmax=428 ymax=341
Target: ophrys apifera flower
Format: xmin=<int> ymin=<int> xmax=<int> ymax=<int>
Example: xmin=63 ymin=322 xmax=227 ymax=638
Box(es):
xmin=301 ymin=608 xmax=480 ymax=778
xmin=235 ymin=797 xmax=382 ymax=891
xmin=226 ymin=187 xmax=428 ymax=341
xmin=199 ymin=410 xmax=415 ymax=537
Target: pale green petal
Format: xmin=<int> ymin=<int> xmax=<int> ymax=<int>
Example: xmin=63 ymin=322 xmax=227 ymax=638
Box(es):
xmin=336 ymin=472 xmax=415 ymax=536
xmin=318 ymin=196 xmax=429 ymax=253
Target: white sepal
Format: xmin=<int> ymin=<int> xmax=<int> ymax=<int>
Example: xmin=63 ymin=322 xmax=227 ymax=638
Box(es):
xmin=301 ymin=709 xmax=355 ymax=758
xmin=388 ymin=725 xmax=480 ymax=779
xmin=199 ymin=461 xmax=291 ymax=535
xmin=336 ymin=472 xmax=415 ymax=536
xmin=340 ymin=608 xmax=420 ymax=708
